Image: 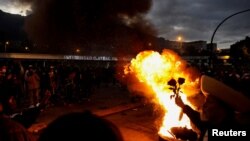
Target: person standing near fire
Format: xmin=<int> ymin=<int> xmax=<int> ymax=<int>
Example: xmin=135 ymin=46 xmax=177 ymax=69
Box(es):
xmin=25 ymin=65 xmax=41 ymax=108
xmin=175 ymin=75 xmax=250 ymax=140
xmin=48 ymin=66 xmax=57 ymax=96
xmin=175 ymin=95 xmax=237 ymax=140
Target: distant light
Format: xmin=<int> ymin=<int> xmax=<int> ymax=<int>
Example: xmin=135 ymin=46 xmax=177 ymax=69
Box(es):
xmin=25 ymin=46 xmax=29 ymax=50
xmin=4 ymin=41 xmax=9 ymax=52
xmin=218 ymin=55 xmax=230 ymax=60
xmin=177 ymin=36 xmax=182 ymax=41
xmin=222 ymin=55 xmax=230 ymax=59
xmin=216 ymin=48 xmax=222 ymax=53
xmin=76 ymin=49 xmax=80 ymax=53
xmin=148 ymin=42 xmax=152 ymax=46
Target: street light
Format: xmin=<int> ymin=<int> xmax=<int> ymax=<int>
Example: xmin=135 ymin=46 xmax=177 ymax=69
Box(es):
xmin=177 ymin=36 xmax=183 ymax=54
xmin=25 ymin=46 xmax=29 ymax=51
xmin=209 ymin=8 xmax=250 ymax=69
xmin=177 ymin=36 xmax=182 ymax=42
xmin=4 ymin=41 xmax=9 ymax=52
xmin=76 ymin=48 xmax=80 ymax=53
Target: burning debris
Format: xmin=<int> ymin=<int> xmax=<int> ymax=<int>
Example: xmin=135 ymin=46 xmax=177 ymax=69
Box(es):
xmin=123 ymin=49 xmax=250 ymax=140
xmin=166 ymin=78 xmax=198 ymax=140
xmin=124 ymin=49 xmax=201 ymax=140
xmin=170 ymin=127 xmax=198 ymax=140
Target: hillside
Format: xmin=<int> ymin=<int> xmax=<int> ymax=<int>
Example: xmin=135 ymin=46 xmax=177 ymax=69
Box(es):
xmin=0 ymin=10 xmax=26 ymax=41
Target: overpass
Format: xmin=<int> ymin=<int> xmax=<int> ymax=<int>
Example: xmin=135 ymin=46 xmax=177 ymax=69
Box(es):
xmin=0 ymin=53 xmax=130 ymax=61
xmin=0 ymin=53 xmax=228 ymax=62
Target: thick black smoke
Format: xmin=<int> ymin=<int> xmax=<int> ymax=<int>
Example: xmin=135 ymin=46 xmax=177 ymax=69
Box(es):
xmin=23 ymin=0 xmax=157 ymax=55
xmin=14 ymin=0 xmax=33 ymax=3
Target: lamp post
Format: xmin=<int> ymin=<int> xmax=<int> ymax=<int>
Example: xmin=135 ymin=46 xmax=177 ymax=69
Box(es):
xmin=177 ymin=36 xmax=183 ymax=54
xmin=177 ymin=36 xmax=182 ymax=42
xmin=209 ymin=8 xmax=250 ymax=69
xmin=4 ymin=41 xmax=9 ymax=52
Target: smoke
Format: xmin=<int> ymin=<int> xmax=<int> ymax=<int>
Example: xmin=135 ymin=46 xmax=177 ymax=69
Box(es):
xmin=11 ymin=0 xmax=33 ymax=3
xmin=11 ymin=0 xmax=33 ymax=6
xmin=23 ymin=0 xmax=157 ymax=55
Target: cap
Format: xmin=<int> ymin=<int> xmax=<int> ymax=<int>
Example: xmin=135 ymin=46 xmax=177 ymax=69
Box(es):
xmin=200 ymin=75 xmax=250 ymax=113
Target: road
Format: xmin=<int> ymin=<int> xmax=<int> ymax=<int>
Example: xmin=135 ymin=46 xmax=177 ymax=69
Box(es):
xmin=28 ymin=84 xmax=162 ymax=141
xmin=104 ymin=104 xmax=160 ymax=141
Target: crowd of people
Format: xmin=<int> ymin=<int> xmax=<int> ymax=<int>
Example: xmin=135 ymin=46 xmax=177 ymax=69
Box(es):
xmin=0 ymin=59 xmax=125 ymax=141
xmin=0 ymin=60 xmax=120 ymax=109
xmin=0 ymin=59 xmax=250 ymax=141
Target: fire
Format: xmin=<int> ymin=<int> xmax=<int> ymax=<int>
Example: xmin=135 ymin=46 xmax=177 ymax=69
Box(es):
xmin=124 ymin=49 xmax=200 ymax=138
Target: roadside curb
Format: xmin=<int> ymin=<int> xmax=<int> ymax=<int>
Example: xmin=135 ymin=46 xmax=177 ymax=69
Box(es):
xmin=94 ymin=102 xmax=143 ymax=117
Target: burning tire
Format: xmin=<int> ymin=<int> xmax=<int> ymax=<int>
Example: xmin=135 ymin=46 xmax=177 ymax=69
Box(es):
xmin=159 ymin=126 xmax=198 ymax=141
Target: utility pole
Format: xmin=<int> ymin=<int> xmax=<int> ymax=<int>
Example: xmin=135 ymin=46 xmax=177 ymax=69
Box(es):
xmin=4 ymin=41 xmax=9 ymax=52
xmin=209 ymin=8 xmax=250 ymax=69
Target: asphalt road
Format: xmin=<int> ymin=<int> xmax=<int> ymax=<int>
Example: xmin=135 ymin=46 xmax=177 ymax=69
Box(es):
xmin=104 ymin=104 xmax=160 ymax=141
xmin=28 ymin=84 xmax=161 ymax=141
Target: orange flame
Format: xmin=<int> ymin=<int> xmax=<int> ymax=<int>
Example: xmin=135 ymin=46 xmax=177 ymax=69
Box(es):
xmin=124 ymin=49 xmax=200 ymax=138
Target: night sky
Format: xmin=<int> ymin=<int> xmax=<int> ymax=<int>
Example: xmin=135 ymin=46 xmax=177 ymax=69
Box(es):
xmin=0 ymin=0 xmax=250 ymax=49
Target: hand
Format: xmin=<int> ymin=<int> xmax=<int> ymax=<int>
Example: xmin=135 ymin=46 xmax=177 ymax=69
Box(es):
xmin=175 ymin=96 xmax=185 ymax=108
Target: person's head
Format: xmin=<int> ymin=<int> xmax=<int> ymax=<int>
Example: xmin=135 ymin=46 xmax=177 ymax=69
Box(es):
xmin=200 ymin=95 xmax=234 ymax=125
xmin=0 ymin=113 xmax=34 ymax=141
xmin=0 ymin=83 xmax=18 ymax=115
xmin=199 ymin=75 xmax=237 ymax=126
xmin=39 ymin=111 xmax=124 ymax=141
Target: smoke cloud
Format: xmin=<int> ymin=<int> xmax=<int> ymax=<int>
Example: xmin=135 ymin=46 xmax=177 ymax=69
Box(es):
xmin=24 ymin=0 xmax=157 ymax=55
xmin=12 ymin=0 xmax=33 ymax=3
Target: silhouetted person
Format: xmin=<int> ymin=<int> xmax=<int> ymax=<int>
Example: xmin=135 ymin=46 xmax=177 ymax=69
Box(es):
xmin=0 ymin=113 xmax=36 ymax=141
xmin=39 ymin=111 xmax=124 ymax=141
xmin=0 ymin=84 xmax=50 ymax=128
xmin=25 ymin=66 xmax=41 ymax=107
xmin=175 ymin=95 xmax=240 ymax=140
xmin=175 ymin=75 xmax=250 ymax=140
xmin=0 ymin=94 xmax=35 ymax=141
